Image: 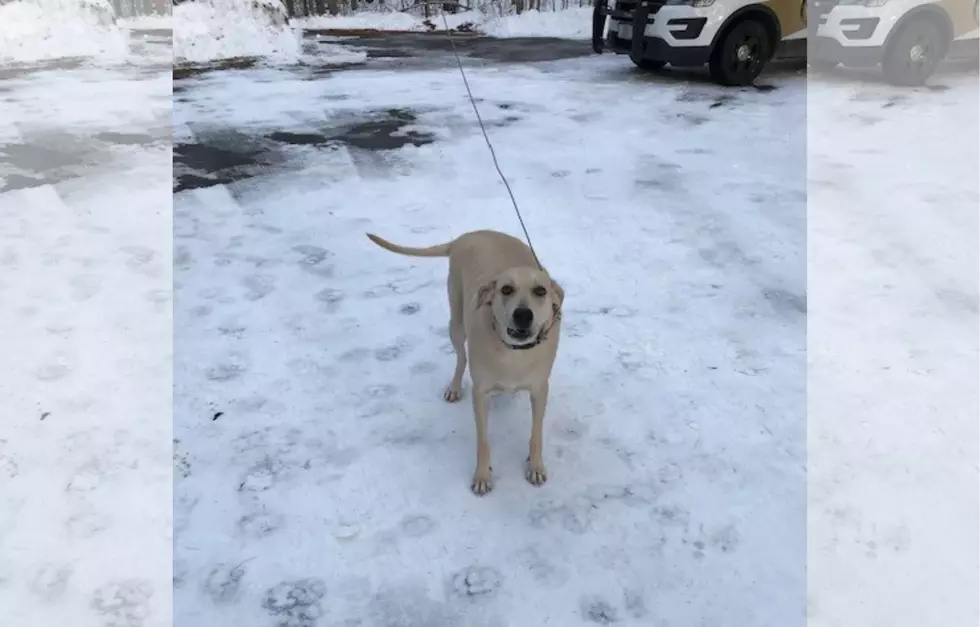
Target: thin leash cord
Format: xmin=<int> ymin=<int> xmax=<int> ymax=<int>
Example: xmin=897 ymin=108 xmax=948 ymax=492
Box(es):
xmin=439 ymin=10 xmax=543 ymax=271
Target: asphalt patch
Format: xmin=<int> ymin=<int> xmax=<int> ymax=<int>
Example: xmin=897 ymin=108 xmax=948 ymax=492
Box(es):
xmin=330 ymin=108 xmax=434 ymax=150
xmin=173 ymin=57 xmax=258 ymax=81
xmin=267 ymin=131 xmax=331 ymax=146
xmin=172 ymin=130 xmax=268 ymax=192
xmin=316 ymin=32 xmax=593 ymax=64
xmin=0 ymin=58 xmax=86 ymax=81
xmin=362 ymin=47 xmax=416 ymax=59
xmin=96 ymin=131 xmax=159 ymax=145
xmin=173 ymin=109 xmax=434 ymax=192
xmin=0 ymin=134 xmax=106 ymax=192
xmin=267 ymin=108 xmax=434 ymax=151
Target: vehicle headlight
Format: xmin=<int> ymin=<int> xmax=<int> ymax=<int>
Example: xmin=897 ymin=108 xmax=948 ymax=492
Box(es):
xmin=665 ymin=0 xmax=717 ymax=7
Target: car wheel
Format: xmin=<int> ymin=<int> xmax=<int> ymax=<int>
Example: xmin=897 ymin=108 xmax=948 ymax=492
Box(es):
xmin=592 ymin=0 xmax=607 ymax=53
xmin=709 ymin=18 xmax=772 ymax=86
xmin=882 ymin=17 xmax=946 ymax=86
xmin=632 ymin=58 xmax=667 ymax=70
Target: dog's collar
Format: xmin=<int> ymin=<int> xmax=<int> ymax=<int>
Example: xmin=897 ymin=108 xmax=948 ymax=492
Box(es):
xmin=507 ymin=335 xmax=543 ymax=351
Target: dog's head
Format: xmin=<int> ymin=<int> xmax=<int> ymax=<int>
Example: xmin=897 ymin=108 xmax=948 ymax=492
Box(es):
xmin=477 ymin=267 xmax=564 ymax=348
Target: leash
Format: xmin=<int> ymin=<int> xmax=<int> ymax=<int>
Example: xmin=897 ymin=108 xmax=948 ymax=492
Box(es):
xmin=439 ymin=10 xmax=543 ymax=271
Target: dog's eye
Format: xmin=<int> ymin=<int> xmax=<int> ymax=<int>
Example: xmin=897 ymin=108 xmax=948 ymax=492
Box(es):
xmin=532 ymin=286 xmax=547 ymax=297
xmin=500 ymin=285 xmax=514 ymax=296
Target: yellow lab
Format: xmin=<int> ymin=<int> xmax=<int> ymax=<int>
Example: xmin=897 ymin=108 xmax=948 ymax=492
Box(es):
xmin=366 ymin=229 xmax=564 ymax=495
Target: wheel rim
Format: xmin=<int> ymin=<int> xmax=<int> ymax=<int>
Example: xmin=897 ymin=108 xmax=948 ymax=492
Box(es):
xmin=900 ymin=30 xmax=935 ymax=76
xmin=728 ymin=33 xmax=763 ymax=77
xmin=909 ymin=43 xmax=926 ymax=63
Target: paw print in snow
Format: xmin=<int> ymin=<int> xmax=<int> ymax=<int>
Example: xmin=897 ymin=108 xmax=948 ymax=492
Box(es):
xmin=262 ymin=578 xmax=327 ymax=627
xmin=90 ymin=579 xmax=154 ymax=627
xmin=449 ymin=565 xmax=501 ymax=600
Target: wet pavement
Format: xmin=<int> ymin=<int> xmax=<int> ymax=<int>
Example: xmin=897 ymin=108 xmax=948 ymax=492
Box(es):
xmin=172 ymin=108 xmax=435 ymax=192
xmin=170 ymin=31 xmax=804 ymax=194
xmin=171 ymin=32 xmax=606 ymax=193
xmin=309 ymin=30 xmax=596 ymax=64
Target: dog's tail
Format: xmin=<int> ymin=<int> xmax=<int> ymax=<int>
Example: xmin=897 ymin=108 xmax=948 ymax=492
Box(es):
xmin=366 ymin=233 xmax=452 ymax=258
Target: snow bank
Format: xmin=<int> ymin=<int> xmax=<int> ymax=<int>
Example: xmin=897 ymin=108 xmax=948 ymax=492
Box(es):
xmin=119 ymin=13 xmax=172 ymax=30
xmin=296 ymin=9 xmax=483 ymax=32
xmin=0 ymin=0 xmax=129 ymax=63
xmin=483 ymin=7 xmax=592 ymax=38
xmin=296 ymin=6 xmax=592 ymax=39
xmin=174 ymin=0 xmax=302 ymax=63
xmin=298 ymin=10 xmax=421 ymax=31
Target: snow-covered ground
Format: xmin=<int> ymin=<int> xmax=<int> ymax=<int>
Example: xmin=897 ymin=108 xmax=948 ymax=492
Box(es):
xmin=807 ymin=68 xmax=979 ymax=626
xmin=296 ymin=6 xmax=593 ymax=39
xmin=172 ymin=47 xmax=807 ymax=626
xmin=0 ymin=24 xmax=172 ymax=627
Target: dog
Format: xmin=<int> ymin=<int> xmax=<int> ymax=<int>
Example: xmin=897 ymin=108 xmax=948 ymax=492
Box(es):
xmin=366 ymin=229 xmax=564 ymax=495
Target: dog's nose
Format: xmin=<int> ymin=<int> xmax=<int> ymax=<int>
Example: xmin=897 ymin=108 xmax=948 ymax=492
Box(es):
xmin=512 ymin=307 xmax=533 ymax=329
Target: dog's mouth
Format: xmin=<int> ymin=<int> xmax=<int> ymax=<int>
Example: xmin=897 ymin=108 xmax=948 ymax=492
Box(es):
xmin=506 ymin=327 xmax=533 ymax=342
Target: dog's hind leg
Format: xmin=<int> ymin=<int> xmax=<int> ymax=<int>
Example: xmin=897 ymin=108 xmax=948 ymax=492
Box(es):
xmin=444 ymin=275 xmax=467 ymax=403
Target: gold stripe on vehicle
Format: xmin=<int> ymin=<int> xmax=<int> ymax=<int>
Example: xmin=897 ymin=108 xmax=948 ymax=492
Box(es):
xmin=764 ymin=0 xmax=807 ymax=40
xmin=937 ymin=0 xmax=979 ymax=38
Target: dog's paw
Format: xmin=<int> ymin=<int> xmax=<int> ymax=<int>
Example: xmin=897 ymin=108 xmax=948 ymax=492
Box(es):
xmin=443 ymin=386 xmax=462 ymax=403
xmin=525 ymin=458 xmax=548 ymax=487
xmin=471 ymin=469 xmax=493 ymax=496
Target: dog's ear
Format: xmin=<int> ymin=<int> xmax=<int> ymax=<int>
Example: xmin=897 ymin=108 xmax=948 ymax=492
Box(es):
xmin=550 ymin=279 xmax=565 ymax=308
xmin=477 ymin=280 xmax=497 ymax=308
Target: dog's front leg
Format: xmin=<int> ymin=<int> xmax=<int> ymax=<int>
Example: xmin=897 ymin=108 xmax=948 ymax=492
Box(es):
xmin=471 ymin=389 xmax=493 ymax=495
xmin=526 ymin=382 xmax=549 ymax=486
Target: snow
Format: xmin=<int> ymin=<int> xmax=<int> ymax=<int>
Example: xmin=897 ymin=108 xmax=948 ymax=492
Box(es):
xmin=312 ymin=41 xmax=371 ymax=64
xmin=0 ymin=0 xmax=128 ymax=63
xmin=1 ymin=14 xmax=974 ymax=626
xmin=807 ymin=70 xmax=979 ymax=626
xmin=170 ymin=50 xmax=807 ymax=626
xmin=297 ymin=10 xmax=424 ymax=32
xmin=296 ymin=6 xmax=593 ymax=39
xmin=174 ymin=0 xmax=301 ymax=63
xmin=119 ymin=13 xmax=173 ymax=30
xmin=0 ymin=28 xmax=172 ymax=627
xmin=170 ymin=0 xmax=365 ymax=65
xmin=482 ymin=7 xmax=592 ymax=38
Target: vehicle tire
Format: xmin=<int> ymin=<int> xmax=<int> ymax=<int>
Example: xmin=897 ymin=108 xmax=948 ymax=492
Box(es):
xmin=709 ymin=18 xmax=772 ymax=86
xmin=881 ymin=16 xmax=946 ymax=86
xmin=632 ymin=58 xmax=667 ymax=70
xmin=592 ymin=0 xmax=606 ymax=54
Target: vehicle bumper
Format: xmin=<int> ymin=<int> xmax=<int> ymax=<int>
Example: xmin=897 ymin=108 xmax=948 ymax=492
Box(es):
xmin=606 ymin=30 xmax=713 ymax=66
xmin=593 ymin=0 xmax=718 ymax=67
